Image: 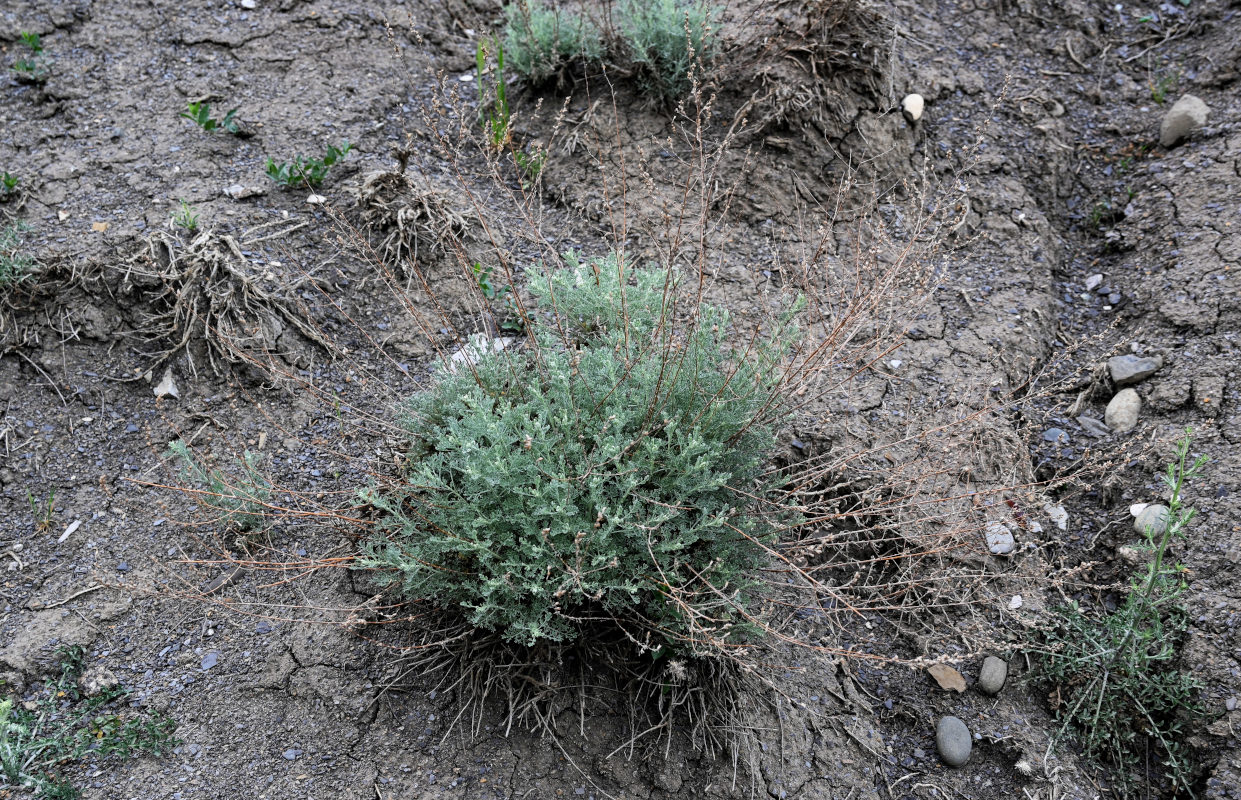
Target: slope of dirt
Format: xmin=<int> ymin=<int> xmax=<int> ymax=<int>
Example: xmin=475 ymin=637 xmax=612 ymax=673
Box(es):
xmin=1 ymin=0 xmax=1238 ymax=798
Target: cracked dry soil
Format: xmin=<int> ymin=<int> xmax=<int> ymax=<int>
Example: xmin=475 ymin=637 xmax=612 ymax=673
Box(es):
xmin=1 ymin=0 xmax=1239 ymax=798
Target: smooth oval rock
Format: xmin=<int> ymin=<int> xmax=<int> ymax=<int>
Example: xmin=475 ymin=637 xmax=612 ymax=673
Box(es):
xmin=1105 ymin=388 xmax=1141 ymax=432
xmin=1159 ymin=94 xmax=1209 ymax=148
xmin=977 ymin=656 xmax=1008 ymax=695
xmin=1134 ymin=504 xmax=1171 ymax=538
xmin=936 ymin=716 xmax=972 ymax=766
xmin=1108 ymin=354 xmax=1163 ymax=386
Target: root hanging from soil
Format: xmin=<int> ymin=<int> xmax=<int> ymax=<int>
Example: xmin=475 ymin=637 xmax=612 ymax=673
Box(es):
xmin=369 ymin=613 xmax=771 ymax=765
xmin=351 ymin=170 xmax=478 ymax=277
xmin=730 ymin=0 xmax=894 ymax=141
xmin=120 ymin=230 xmax=334 ymax=376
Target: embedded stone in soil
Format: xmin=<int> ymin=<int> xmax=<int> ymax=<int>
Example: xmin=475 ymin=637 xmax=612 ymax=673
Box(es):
xmin=1135 ymin=504 xmax=1172 ymax=538
xmin=1105 ymin=389 xmax=1142 ymax=432
xmin=936 ymin=716 xmax=972 ymax=767
xmin=978 ymin=656 xmax=1008 ymax=695
xmin=1108 ymin=354 xmax=1163 ymax=386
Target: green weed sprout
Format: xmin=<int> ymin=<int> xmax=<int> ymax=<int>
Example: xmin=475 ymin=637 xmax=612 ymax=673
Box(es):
xmin=474 ymin=38 xmax=546 ymax=185
xmin=179 ymin=101 xmax=240 ymax=134
xmin=618 ymin=0 xmax=719 ymax=103
xmin=1 ymin=172 xmax=18 ymax=197
xmin=11 ymin=30 xmax=49 ymax=84
xmin=1034 ymin=430 xmax=1207 ymax=796
xmin=1 ymin=645 xmax=176 ymax=799
xmin=360 ymin=252 xmax=800 ymax=652
xmin=502 ymin=0 xmax=603 ymax=85
xmin=171 ymin=200 xmax=199 ymax=231
xmin=265 ymin=141 xmax=352 ymax=189
xmin=169 ymin=441 xmax=272 ymax=531
xmin=470 ymin=262 xmax=524 ymax=333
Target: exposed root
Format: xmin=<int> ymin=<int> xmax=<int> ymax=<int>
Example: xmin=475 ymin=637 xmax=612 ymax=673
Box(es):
xmin=351 ymin=170 xmax=477 ymax=276
xmin=369 ymin=614 xmax=769 ymax=763
xmin=119 ymin=230 xmax=334 ymax=376
xmin=730 ymin=0 xmax=893 ymax=141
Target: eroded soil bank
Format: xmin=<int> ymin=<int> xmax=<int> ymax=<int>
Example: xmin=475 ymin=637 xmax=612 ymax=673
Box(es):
xmin=1 ymin=0 xmax=1237 ymax=798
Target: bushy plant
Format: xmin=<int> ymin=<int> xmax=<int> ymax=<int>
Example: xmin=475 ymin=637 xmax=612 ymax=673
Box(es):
xmin=502 ymin=0 xmax=603 ymax=85
xmin=169 ymin=441 xmax=272 ymax=532
xmin=1035 ymin=431 xmax=1207 ymax=796
xmin=0 ymin=223 xmax=35 ymax=289
xmin=617 ymin=0 xmax=718 ymax=103
xmin=360 ymin=252 xmax=800 ymax=651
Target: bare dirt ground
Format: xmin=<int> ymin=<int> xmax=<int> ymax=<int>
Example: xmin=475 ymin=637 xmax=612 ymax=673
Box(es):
xmin=1 ymin=0 xmax=1238 ymax=798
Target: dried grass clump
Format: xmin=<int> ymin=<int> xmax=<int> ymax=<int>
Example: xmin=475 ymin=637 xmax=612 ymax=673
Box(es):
xmin=351 ymin=170 xmax=477 ymax=275
xmin=121 ymin=230 xmax=331 ymax=376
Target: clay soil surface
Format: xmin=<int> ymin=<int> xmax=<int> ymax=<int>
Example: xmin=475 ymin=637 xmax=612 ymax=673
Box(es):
xmin=1 ymin=0 xmax=1239 ymax=798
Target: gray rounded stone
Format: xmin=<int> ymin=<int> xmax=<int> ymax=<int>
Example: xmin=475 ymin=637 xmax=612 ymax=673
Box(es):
xmin=977 ymin=656 xmax=1008 ymax=695
xmin=1105 ymin=388 xmax=1141 ymax=432
xmin=1134 ymin=504 xmax=1171 ymax=538
xmin=1159 ymin=94 xmax=1209 ymax=148
xmin=936 ymin=716 xmax=972 ymax=766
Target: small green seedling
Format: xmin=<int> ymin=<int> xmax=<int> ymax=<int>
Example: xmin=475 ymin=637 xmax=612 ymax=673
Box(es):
xmin=1 ymin=172 xmax=17 ymax=197
xmin=18 ymin=32 xmax=42 ymax=53
xmin=11 ymin=30 xmax=49 ymax=83
xmin=27 ymin=487 xmax=54 ymax=532
xmin=171 ymin=200 xmax=199 ymax=231
xmin=265 ymin=141 xmax=352 ymax=189
xmin=471 ymin=262 xmax=524 ymax=333
xmin=179 ymin=101 xmax=241 ymax=134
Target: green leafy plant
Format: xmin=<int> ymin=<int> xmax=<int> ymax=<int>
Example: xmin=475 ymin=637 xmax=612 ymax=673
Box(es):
xmin=264 ymin=141 xmax=352 ymax=189
xmin=26 ymin=487 xmax=54 ymax=532
xmin=179 ymin=101 xmax=240 ymax=134
xmin=471 ymin=262 xmax=524 ymax=333
xmin=0 ymin=645 xmax=177 ymax=799
xmin=1149 ymin=70 xmax=1179 ymax=105
xmin=360 ymin=252 xmax=800 ymax=651
xmin=476 ymin=37 xmax=513 ymax=150
xmin=169 ymin=441 xmax=272 ymax=531
xmin=171 ymin=200 xmax=199 ymax=231
xmin=1 ymin=172 xmax=18 ymax=198
xmin=617 ymin=0 xmax=719 ymax=103
xmin=1 ymin=224 xmax=35 ymax=289
xmin=11 ymin=30 xmax=49 ymax=83
xmin=475 ymin=38 xmax=547 ymax=186
xmin=1034 ymin=431 xmax=1207 ymax=796
xmin=501 ymin=0 xmax=603 ymax=85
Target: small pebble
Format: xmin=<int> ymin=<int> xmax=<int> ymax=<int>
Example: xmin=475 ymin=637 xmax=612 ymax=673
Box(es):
xmin=1105 ymin=388 xmax=1141 ymax=432
xmin=978 ymin=656 xmax=1008 ymax=695
xmin=985 ymin=521 xmax=1016 ymax=555
xmin=1042 ymin=427 xmax=1068 ymax=444
xmin=1134 ymin=504 xmax=1171 ymax=538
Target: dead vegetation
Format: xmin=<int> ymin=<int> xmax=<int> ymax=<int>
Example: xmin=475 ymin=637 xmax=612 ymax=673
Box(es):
xmin=350 ymin=167 xmax=478 ymax=277
xmin=119 ymin=229 xmax=334 ymax=377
